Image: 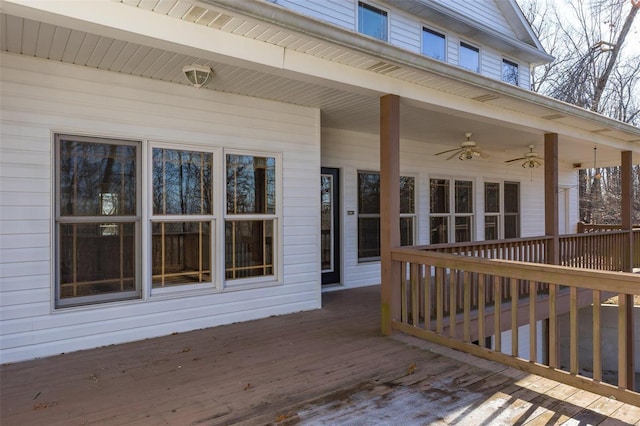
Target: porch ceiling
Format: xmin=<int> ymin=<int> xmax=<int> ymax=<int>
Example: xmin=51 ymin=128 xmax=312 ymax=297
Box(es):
xmin=1 ymin=0 xmax=639 ymax=167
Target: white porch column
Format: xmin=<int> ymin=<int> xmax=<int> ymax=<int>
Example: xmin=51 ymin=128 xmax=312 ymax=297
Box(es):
xmin=380 ymin=94 xmax=400 ymax=336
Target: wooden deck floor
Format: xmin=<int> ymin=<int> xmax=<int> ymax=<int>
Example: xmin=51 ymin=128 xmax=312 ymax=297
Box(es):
xmin=1 ymin=286 xmax=639 ymax=425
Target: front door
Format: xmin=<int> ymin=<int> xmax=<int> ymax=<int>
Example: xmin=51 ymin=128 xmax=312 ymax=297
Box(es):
xmin=321 ymin=168 xmax=340 ymax=285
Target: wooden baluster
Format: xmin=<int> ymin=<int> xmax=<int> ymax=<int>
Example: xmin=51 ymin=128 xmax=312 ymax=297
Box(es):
xmin=511 ymin=277 xmax=518 ymax=357
xmin=436 ymin=267 xmax=444 ymax=334
xmin=424 ymin=265 xmax=431 ymax=331
xmin=401 ymin=261 xmax=408 ymax=324
xmin=494 ymin=275 xmax=502 ymax=353
xmin=570 ymin=286 xmax=578 ymax=375
xmin=464 ymin=271 xmax=471 ymax=342
xmin=478 ymin=273 xmax=485 ymax=348
xmin=449 ymin=269 xmax=457 ymax=338
xmin=411 ymin=263 xmax=419 ymax=327
xmin=548 ymin=284 xmax=557 ymax=368
xmin=529 ymin=280 xmax=537 ymax=363
xmin=593 ymin=289 xmax=602 ymax=382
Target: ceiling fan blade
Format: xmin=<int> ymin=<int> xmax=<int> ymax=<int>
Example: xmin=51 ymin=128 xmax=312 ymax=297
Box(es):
xmin=447 ymin=150 xmax=462 ymax=160
xmin=505 ymin=157 xmax=527 ymax=163
xmin=435 ymin=147 xmax=462 ymax=156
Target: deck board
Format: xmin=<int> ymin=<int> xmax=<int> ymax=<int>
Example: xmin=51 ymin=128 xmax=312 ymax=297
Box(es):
xmin=2 ymin=286 xmax=638 ymax=425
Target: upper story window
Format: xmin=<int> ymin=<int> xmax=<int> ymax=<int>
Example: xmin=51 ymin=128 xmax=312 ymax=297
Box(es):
xmin=358 ymin=1 xmax=388 ymax=41
xmin=422 ymin=27 xmax=446 ymax=61
xmin=502 ymin=59 xmax=519 ymax=85
xmin=459 ymin=42 xmax=480 ymax=73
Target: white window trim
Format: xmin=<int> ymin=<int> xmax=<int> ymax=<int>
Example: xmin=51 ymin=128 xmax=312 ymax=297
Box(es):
xmin=223 ymin=148 xmax=282 ymax=287
xmin=147 ymin=141 xmax=219 ymax=297
xmin=356 ymin=0 xmax=390 ymax=42
xmin=421 ymin=25 xmax=447 ymax=62
xmin=428 ymin=176 xmax=476 ymax=244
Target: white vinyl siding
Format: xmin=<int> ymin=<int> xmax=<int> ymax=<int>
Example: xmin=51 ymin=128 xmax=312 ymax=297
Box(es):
xmin=0 ymin=53 xmax=321 ymax=363
xmin=275 ymin=0 xmax=355 ymax=29
xmin=431 ymin=0 xmax=518 ymax=39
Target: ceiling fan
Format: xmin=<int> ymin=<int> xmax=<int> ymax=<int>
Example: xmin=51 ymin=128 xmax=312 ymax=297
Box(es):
xmin=505 ymin=145 xmax=543 ymax=168
xmin=435 ymin=133 xmax=481 ymax=160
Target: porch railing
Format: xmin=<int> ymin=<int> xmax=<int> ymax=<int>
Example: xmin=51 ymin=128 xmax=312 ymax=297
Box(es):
xmin=390 ymin=247 xmax=639 ymax=406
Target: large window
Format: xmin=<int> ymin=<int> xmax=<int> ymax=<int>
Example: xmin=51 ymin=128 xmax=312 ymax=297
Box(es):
xmin=358 ymin=172 xmax=415 ymax=261
xmin=430 ymin=178 xmax=473 ymax=244
xmin=422 ymin=27 xmax=446 ymax=61
xmin=504 ymin=182 xmax=520 ymax=238
xmin=151 ymin=147 xmax=214 ymax=288
xmin=225 ymin=153 xmax=277 ymax=280
xmin=502 ymin=59 xmax=519 ymax=85
xmin=484 ymin=181 xmax=520 ymax=240
xmin=358 ymin=1 xmax=388 ymax=41
xmin=459 ymin=42 xmax=480 ymax=72
xmin=55 ymin=135 xmax=140 ymax=307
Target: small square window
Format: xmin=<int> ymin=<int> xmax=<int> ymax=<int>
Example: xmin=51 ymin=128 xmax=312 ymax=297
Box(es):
xmin=358 ymin=2 xmax=388 ymax=41
xmin=422 ymin=28 xmax=446 ymax=61
xmin=502 ymin=59 xmax=519 ymax=85
xmin=460 ymin=42 xmax=480 ymax=72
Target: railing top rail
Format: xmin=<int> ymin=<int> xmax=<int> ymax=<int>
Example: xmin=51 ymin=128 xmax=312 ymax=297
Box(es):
xmin=391 ymin=247 xmax=639 ymax=294
xmin=559 ymin=229 xmax=630 ymax=238
xmin=412 ymin=235 xmax=553 ymax=251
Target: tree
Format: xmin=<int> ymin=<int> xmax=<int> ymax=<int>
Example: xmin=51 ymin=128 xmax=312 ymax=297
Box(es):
xmin=520 ymin=0 xmax=640 ymax=125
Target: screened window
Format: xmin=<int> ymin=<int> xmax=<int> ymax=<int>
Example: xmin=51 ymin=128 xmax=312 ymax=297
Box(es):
xmin=358 ymin=2 xmax=388 ymax=41
xmin=55 ymin=135 xmax=140 ymax=307
xmin=504 ymin=182 xmax=520 ymax=238
xmin=422 ymin=27 xmax=446 ymax=61
xmin=151 ymin=147 xmax=214 ymax=288
xmin=225 ymin=154 xmax=277 ymax=280
xmin=502 ymin=59 xmax=519 ymax=85
xmin=459 ymin=42 xmax=480 ymax=72
xmin=358 ymin=172 xmax=415 ymax=261
xmin=430 ymin=178 xmax=473 ymax=244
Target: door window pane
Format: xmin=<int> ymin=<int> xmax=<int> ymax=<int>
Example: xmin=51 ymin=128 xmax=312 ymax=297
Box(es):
xmin=422 ymin=28 xmax=446 ymax=60
xmin=358 ymin=2 xmax=388 ymax=41
xmin=460 ymin=42 xmax=480 ymax=72
xmin=152 ymin=148 xmax=212 ymax=215
xmin=226 ymin=154 xmax=276 ymax=215
xmin=321 ymin=174 xmax=334 ymax=272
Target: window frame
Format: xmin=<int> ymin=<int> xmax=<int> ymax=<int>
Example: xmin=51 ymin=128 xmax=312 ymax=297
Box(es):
xmin=148 ymin=142 xmax=217 ymax=295
xmin=502 ymin=58 xmax=519 ymax=86
xmin=429 ymin=177 xmax=475 ymax=244
xmin=54 ymin=134 xmax=142 ymax=308
xmin=357 ymin=171 xmax=416 ymax=262
xmin=459 ymin=41 xmax=480 ymax=73
xmin=223 ymin=149 xmax=282 ymax=286
xmin=357 ymin=1 xmax=389 ymax=41
xmin=483 ymin=181 xmax=521 ymax=240
xmin=421 ymin=26 xmax=447 ymax=61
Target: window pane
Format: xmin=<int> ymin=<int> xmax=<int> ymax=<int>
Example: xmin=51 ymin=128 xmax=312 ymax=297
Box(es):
xmin=430 ymin=179 xmax=449 ymax=213
xmin=504 ymin=182 xmax=519 ymax=213
xmin=455 ymin=180 xmax=473 ymax=213
xmin=358 ymin=217 xmax=380 ymax=260
xmin=59 ymin=223 xmax=136 ymax=299
xmin=226 ymin=154 xmax=276 ymax=215
xmin=460 ymin=42 xmax=479 ymax=72
xmin=422 ymin=28 xmax=446 ymax=60
xmin=505 ymin=214 xmax=520 ymax=238
xmin=152 ymin=148 xmax=212 ymax=215
xmin=225 ymin=220 xmax=274 ymax=279
xmin=358 ymin=2 xmax=387 ymax=40
xmin=152 ymin=222 xmax=211 ymax=287
xmin=484 ymin=182 xmax=500 ymax=213
xmin=400 ymin=176 xmax=415 ymax=214
xmin=485 ymin=216 xmax=499 ymax=240
xmin=400 ymin=217 xmax=414 ymax=246
xmin=455 ymin=216 xmax=472 ymax=242
xmin=502 ymin=59 xmax=519 ymax=85
xmin=358 ymin=172 xmax=380 ymax=214
xmin=321 ymin=175 xmax=333 ymax=272
xmin=430 ymin=216 xmax=448 ymax=244
xmin=59 ymin=139 xmax=137 ymax=216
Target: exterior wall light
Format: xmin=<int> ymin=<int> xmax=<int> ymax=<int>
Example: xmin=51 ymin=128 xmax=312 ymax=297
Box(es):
xmin=182 ymin=64 xmax=213 ymax=88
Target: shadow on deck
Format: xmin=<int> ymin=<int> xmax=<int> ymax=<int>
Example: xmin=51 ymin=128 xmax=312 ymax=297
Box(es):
xmin=1 ymin=286 xmax=639 ymax=425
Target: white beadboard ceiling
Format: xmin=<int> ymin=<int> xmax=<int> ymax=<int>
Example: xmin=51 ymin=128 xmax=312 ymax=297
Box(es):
xmin=1 ymin=0 xmax=638 ymax=166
